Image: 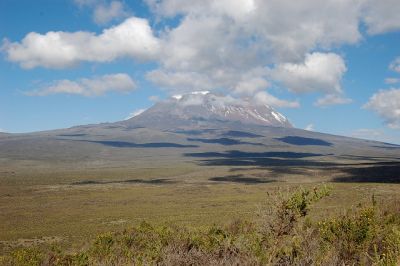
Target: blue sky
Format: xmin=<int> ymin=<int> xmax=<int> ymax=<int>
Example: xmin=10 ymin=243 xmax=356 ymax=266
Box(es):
xmin=1 ymin=0 xmax=400 ymax=144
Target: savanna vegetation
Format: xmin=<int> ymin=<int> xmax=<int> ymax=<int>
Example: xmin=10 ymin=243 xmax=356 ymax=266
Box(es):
xmin=2 ymin=186 xmax=400 ymax=266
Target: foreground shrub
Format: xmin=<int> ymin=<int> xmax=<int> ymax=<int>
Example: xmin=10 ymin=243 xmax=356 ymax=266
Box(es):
xmin=6 ymin=248 xmax=43 ymax=266
xmin=318 ymin=198 xmax=400 ymax=265
xmin=2 ymin=186 xmax=400 ymax=265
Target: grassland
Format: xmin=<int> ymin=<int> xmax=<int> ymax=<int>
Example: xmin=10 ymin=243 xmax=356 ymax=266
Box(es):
xmin=1 ymin=161 xmax=400 ymax=260
xmin=1 ymin=126 xmax=400 ymax=264
xmin=1 ymin=185 xmax=400 ymax=265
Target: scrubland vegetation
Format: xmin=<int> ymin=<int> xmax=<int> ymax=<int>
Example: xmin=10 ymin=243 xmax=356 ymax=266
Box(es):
xmin=2 ymin=186 xmax=400 ymax=266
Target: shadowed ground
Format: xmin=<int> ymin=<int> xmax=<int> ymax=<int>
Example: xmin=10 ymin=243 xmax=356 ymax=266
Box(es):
xmin=209 ymin=175 xmax=276 ymax=184
xmin=333 ymin=163 xmax=400 ymax=183
xmin=276 ymin=136 xmax=333 ymax=146
xmin=1 ymin=124 xmax=400 ymax=255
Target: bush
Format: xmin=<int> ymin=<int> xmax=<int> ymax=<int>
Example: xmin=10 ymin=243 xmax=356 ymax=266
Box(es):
xmin=6 ymin=247 xmax=43 ymax=266
xmin=2 ymin=186 xmax=400 ymax=266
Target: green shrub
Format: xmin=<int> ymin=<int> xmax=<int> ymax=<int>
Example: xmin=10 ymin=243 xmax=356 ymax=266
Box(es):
xmin=2 ymin=186 xmax=400 ymax=266
xmin=9 ymin=247 xmax=43 ymax=266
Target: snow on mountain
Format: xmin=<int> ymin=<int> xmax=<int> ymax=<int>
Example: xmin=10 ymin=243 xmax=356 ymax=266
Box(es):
xmin=125 ymin=91 xmax=292 ymax=128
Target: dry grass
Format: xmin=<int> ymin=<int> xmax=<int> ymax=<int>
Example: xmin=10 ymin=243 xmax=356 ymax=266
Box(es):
xmin=1 ymin=186 xmax=400 ymax=265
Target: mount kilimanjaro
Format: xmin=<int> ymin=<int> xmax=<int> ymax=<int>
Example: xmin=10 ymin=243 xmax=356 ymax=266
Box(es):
xmin=123 ymin=91 xmax=292 ymax=129
xmin=0 ymin=91 xmax=399 ymax=183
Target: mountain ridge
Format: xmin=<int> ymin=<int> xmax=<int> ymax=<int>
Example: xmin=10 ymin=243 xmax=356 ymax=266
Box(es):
xmin=123 ymin=91 xmax=293 ymax=129
xmin=1 ymin=91 xmax=399 ymax=169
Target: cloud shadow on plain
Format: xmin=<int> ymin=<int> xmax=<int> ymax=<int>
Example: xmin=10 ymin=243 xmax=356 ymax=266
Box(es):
xmin=332 ymin=163 xmax=400 ymax=183
xmin=185 ymin=150 xmax=333 ymax=167
xmin=187 ymin=138 xmax=262 ymax=146
xmin=221 ymin=130 xmax=264 ymax=138
xmin=58 ymin=133 xmax=87 ymax=137
xmin=72 ymin=178 xmax=176 ymax=185
xmin=209 ymin=175 xmax=276 ymax=184
xmin=75 ymin=140 xmax=198 ymax=148
xmin=276 ymin=136 xmax=333 ymax=146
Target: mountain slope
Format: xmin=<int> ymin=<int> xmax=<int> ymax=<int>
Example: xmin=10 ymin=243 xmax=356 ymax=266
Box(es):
xmin=123 ymin=91 xmax=292 ymax=129
xmin=0 ymin=92 xmax=399 ymax=175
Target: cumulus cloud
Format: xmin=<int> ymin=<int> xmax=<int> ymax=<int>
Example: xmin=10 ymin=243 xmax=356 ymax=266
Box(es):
xmin=364 ymin=88 xmax=400 ymax=128
xmin=147 ymin=1 xmax=358 ymax=100
xmin=389 ymin=57 xmax=400 ymax=73
xmin=93 ymin=1 xmax=128 ymax=25
xmin=148 ymin=0 xmax=361 ymax=62
xmin=3 ymin=17 xmax=160 ymax=69
xmin=314 ymin=94 xmax=352 ymax=107
xmin=5 ymin=0 xmax=400 ymax=106
xmin=142 ymin=0 xmax=363 ymax=105
xmin=125 ymin=108 xmax=146 ymax=120
xmin=136 ymin=1 xmax=400 ymax=104
xmin=74 ymin=0 xmax=129 ymax=25
xmin=74 ymin=0 xmax=97 ymax=6
xmin=271 ymin=53 xmax=347 ymax=95
xmin=171 ymin=92 xmax=240 ymax=108
xmin=234 ymin=77 xmax=269 ymax=95
xmin=178 ymin=93 xmax=210 ymax=107
xmin=385 ymin=78 xmax=400 ymax=84
xmin=27 ymin=73 xmax=136 ymax=96
xmin=254 ymin=91 xmax=300 ymax=108
xmin=146 ymin=0 xmax=257 ymax=20
xmin=233 ymin=68 xmax=270 ymax=95
xmin=146 ymin=70 xmax=214 ymax=93
xmin=362 ymin=0 xmax=400 ymax=34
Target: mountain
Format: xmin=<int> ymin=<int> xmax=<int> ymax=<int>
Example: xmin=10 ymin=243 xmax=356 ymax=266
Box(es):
xmin=0 ymin=91 xmax=400 ymax=183
xmin=122 ymin=91 xmax=292 ymax=129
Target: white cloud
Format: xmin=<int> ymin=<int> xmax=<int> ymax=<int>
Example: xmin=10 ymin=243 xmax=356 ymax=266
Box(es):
xmin=73 ymin=0 xmax=97 ymax=7
xmin=364 ymin=88 xmax=400 ymax=129
xmin=171 ymin=92 xmax=239 ymax=108
xmin=148 ymin=0 xmax=361 ymax=63
xmin=362 ymin=0 xmax=400 ymax=34
xmin=146 ymin=0 xmax=256 ymax=20
xmin=74 ymin=0 xmax=129 ymax=25
xmin=146 ymin=70 xmax=214 ymax=93
xmin=314 ymin=94 xmax=352 ymax=107
xmin=254 ymin=91 xmax=300 ymax=108
xmin=305 ymin=124 xmax=314 ymax=131
xmin=146 ymin=1 xmax=358 ymax=99
xmin=172 ymin=91 xmax=295 ymax=112
xmin=3 ymin=17 xmax=160 ymax=69
xmin=27 ymin=73 xmax=136 ymax=96
xmin=271 ymin=52 xmax=347 ymax=95
xmin=143 ymin=1 xmax=400 ymax=104
xmin=385 ymin=78 xmax=400 ymax=84
xmin=178 ymin=93 xmax=209 ymax=107
xmin=143 ymin=0 xmax=362 ymax=104
xmin=125 ymin=108 xmax=146 ymax=120
xmin=389 ymin=57 xmax=400 ymax=73
xmin=93 ymin=1 xmax=128 ymax=25
xmin=233 ymin=69 xmax=270 ymax=95
xmin=6 ymin=0 xmax=400 ymax=107
xmin=234 ymin=77 xmax=269 ymax=95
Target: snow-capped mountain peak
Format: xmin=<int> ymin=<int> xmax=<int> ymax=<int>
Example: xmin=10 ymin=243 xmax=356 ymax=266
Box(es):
xmin=126 ymin=91 xmax=292 ymax=128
